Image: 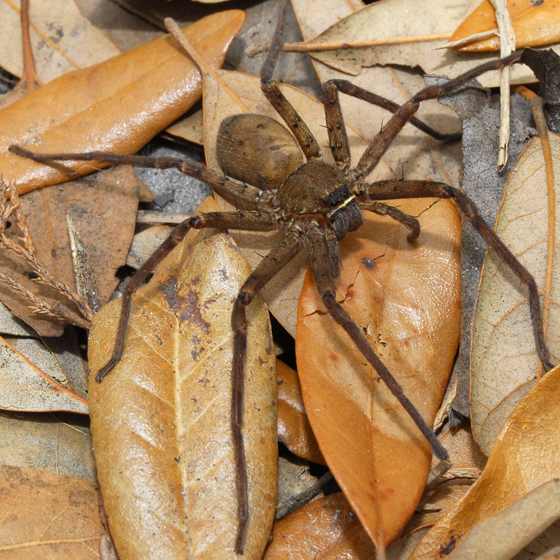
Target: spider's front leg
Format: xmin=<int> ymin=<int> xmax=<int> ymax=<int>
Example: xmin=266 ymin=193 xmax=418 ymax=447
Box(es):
xmin=95 ymin=210 xmax=280 ymax=382
xmin=305 ymin=222 xmax=452 ymax=473
xmin=352 ymin=51 xmax=523 ymax=181
xmin=362 ymin=179 xmax=554 ymax=371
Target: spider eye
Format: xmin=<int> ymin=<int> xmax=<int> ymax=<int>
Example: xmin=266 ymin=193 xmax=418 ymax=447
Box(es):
xmin=322 ymin=185 xmax=350 ymax=207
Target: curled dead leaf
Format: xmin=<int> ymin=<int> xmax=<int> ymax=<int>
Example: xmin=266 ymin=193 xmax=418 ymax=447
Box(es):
xmin=447 ymin=479 xmax=560 ymax=560
xmin=409 ymin=363 xmax=560 ymax=559
xmin=296 ymin=198 xmax=461 ymax=550
xmin=277 ymin=359 xmax=325 ymax=465
xmin=88 ymin=197 xmax=277 ymax=560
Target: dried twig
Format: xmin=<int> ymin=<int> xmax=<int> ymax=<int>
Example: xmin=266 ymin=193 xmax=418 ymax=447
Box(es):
xmin=245 ymin=33 xmax=453 ymax=58
xmin=489 ymin=0 xmax=516 ymax=169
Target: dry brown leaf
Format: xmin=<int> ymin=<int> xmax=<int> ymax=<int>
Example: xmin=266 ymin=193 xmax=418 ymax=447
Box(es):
xmin=471 ymin=134 xmax=560 ymax=455
xmin=296 ymin=198 xmax=461 ymax=549
xmin=291 ymin=0 xmax=463 ymax=192
xmin=0 ymin=464 xmax=102 ymax=559
xmin=276 ymin=455 xmax=321 ymax=518
xmin=446 ymin=479 xmax=560 ymax=560
xmin=265 ymin=493 xmax=376 ymax=560
xmin=203 ymin=68 xmax=370 ymax=335
xmin=0 ymin=410 xmax=95 ymax=482
xmin=409 ymin=363 xmax=560 ymax=560
xmin=88 ymin=196 xmax=277 ymax=560
xmin=0 ymin=0 xmax=120 ymax=84
xmin=1 ymin=10 xmax=245 ymax=195
xmin=450 ymin=0 xmax=560 ymax=52
xmin=293 ymin=0 xmax=544 ymax=87
xmin=0 ymin=166 xmax=144 ymax=336
xmin=277 ymin=359 xmax=325 ymax=465
xmin=0 ymin=334 xmax=88 ymax=413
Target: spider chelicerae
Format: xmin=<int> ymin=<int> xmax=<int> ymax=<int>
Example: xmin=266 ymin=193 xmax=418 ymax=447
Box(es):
xmin=10 ymin=0 xmax=553 ymax=552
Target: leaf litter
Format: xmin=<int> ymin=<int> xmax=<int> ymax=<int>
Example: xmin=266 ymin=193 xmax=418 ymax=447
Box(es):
xmin=3 ymin=0 xmax=553 ymax=558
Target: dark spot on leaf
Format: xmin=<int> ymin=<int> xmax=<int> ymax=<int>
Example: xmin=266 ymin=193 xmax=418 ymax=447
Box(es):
xmin=439 ymin=535 xmax=456 ymax=556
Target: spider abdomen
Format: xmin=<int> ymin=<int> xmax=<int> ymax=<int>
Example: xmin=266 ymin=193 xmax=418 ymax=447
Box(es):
xmin=216 ymin=114 xmax=303 ymax=190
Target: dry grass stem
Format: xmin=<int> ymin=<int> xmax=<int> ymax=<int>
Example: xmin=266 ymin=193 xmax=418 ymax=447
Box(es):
xmin=489 ymin=0 xmax=516 ymax=169
xmin=0 ymin=179 xmax=94 ymax=327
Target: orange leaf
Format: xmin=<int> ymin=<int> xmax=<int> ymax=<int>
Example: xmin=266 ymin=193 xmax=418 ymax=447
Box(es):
xmin=1 ymin=10 xmax=245 ymax=195
xmin=88 ymin=197 xmax=277 ymax=560
xmin=450 ymin=0 xmax=560 ymax=51
xmin=265 ymin=493 xmax=375 ymax=559
xmin=0 ymin=464 xmax=102 ymax=559
xmin=296 ymin=198 xmax=461 ymax=549
xmin=409 ymin=363 xmax=560 ymax=559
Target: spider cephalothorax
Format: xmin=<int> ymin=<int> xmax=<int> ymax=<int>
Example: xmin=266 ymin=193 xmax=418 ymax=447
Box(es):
xmin=9 ymin=0 xmax=553 ymax=552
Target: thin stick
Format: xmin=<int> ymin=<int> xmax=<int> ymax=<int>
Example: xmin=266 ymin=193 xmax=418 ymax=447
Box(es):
xmin=137 ymin=211 xmax=192 ymax=224
xmin=245 ymin=33 xmax=453 ymax=58
xmin=489 ymin=0 xmax=516 ymax=170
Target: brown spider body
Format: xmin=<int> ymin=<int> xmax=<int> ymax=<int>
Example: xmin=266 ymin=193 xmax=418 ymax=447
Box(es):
xmin=8 ymin=2 xmax=554 ymax=552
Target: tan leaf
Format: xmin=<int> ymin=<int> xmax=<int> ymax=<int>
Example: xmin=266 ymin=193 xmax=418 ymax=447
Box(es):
xmin=446 ymin=479 xmax=560 ymax=560
xmin=0 ymin=0 xmax=120 ymax=84
xmin=265 ymin=493 xmax=376 ymax=560
xmin=167 ymin=108 xmax=205 ymax=146
xmin=0 ymin=464 xmax=102 ymax=559
xmin=292 ymin=0 xmax=543 ymax=87
xmin=409 ymin=363 xmax=560 ymax=559
xmin=277 ymin=360 xmax=325 ymax=465
xmin=1 ymin=10 xmax=245 ymax=195
xmin=296 ymin=198 xmax=462 ymax=549
xmin=204 ymin=68 xmax=370 ymax=335
xmin=0 ymin=410 xmax=95 ymax=482
xmin=0 ymin=334 xmax=88 ymax=413
xmin=88 ymin=196 xmax=277 ymax=560
xmin=450 ymin=0 xmax=560 ymax=52
xmin=0 ymin=166 xmax=143 ymax=336
xmin=471 ymin=134 xmax=560 ymax=455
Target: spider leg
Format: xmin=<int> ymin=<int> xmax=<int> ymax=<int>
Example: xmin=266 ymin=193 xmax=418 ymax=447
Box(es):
xmin=363 ymin=178 xmax=554 ymax=371
xmin=9 ymin=146 xmax=264 ymax=208
xmin=323 ymin=80 xmax=461 ymax=164
xmin=260 ymin=0 xmax=322 ymax=161
xmin=95 ymin=211 xmax=280 ymax=383
xmin=231 ymin=229 xmax=303 ymax=553
xmin=305 ymin=223 xmax=451 ymax=467
xmin=360 ymin=201 xmax=421 ymax=242
xmin=353 ymin=51 xmax=522 ymax=181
